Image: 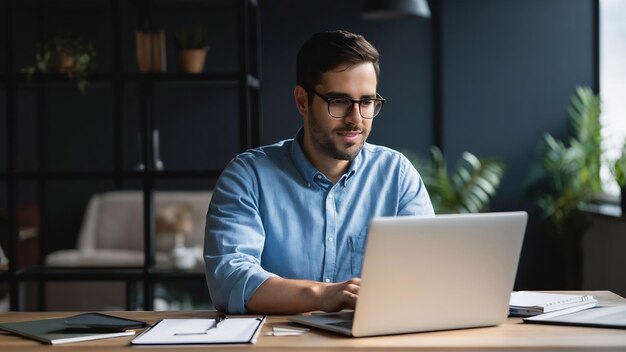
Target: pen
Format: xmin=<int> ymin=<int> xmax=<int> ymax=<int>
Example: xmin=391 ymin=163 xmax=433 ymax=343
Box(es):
xmin=173 ymin=315 xmax=227 ymax=336
xmin=215 ymin=314 xmax=226 ymax=328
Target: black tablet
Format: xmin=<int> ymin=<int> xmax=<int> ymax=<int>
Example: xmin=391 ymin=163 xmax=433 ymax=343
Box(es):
xmin=64 ymin=312 xmax=147 ymax=331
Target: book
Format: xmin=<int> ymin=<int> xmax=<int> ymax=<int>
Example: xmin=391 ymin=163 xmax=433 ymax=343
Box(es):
xmin=131 ymin=316 xmax=266 ymax=345
xmin=509 ymin=291 xmax=598 ymax=317
xmin=135 ymin=30 xmax=167 ymax=73
xmin=0 ymin=315 xmax=136 ymax=345
xmin=135 ymin=31 xmax=152 ymax=72
xmin=151 ymin=30 xmax=167 ymax=72
xmin=151 ymin=32 xmax=160 ymax=72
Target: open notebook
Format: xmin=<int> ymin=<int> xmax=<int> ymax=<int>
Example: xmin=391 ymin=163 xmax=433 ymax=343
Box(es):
xmin=131 ymin=316 xmax=266 ymax=345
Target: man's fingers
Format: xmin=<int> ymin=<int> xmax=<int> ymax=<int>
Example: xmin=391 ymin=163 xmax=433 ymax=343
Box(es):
xmin=342 ymin=290 xmax=358 ymax=307
xmin=348 ymin=278 xmax=361 ymax=285
xmin=319 ymin=279 xmax=362 ymax=312
xmin=341 ymin=282 xmax=359 ymax=308
xmin=345 ymin=283 xmax=360 ymax=294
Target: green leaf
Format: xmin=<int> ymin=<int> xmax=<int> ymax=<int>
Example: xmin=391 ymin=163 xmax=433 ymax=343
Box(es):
xmin=525 ymin=86 xmax=602 ymax=235
xmin=21 ymin=33 xmax=95 ymax=94
xmin=402 ymin=146 xmax=505 ymax=214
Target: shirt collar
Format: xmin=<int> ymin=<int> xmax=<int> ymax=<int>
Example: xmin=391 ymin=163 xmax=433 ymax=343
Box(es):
xmin=290 ymin=128 xmax=362 ymax=187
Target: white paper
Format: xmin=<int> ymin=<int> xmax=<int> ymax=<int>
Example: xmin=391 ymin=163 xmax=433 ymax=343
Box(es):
xmin=524 ymin=300 xmax=598 ymax=320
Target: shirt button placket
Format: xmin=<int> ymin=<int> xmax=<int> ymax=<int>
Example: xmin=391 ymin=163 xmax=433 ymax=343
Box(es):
xmin=323 ymin=187 xmax=337 ymax=284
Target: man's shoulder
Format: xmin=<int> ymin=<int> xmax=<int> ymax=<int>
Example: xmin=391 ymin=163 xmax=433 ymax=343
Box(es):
xmin=217 ymin=139 xmax=294 ymax=188
xmin=234 ymin=139 xmax=293 ymax=165
xmin=359 ymin=143 xmax=415 ymax=177
xmin=361 ymin=143 xmax=408 ymax=161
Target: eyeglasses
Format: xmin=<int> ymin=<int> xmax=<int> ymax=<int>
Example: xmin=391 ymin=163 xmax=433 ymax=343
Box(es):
xmin=313 ymin=90 xmax=385 ymax=119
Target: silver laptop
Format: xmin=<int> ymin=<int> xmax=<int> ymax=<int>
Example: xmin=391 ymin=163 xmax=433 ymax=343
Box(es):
xmin=289 ymin=211 xmax=528 ymax=337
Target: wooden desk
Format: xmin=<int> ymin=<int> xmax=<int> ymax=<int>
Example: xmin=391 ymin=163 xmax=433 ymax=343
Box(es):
xmin=1 ymin=291 xmax=626 ymax=351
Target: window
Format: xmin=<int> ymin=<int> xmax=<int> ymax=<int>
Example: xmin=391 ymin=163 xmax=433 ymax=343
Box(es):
xmin=600 ymin=0 xmax=626 ymax=195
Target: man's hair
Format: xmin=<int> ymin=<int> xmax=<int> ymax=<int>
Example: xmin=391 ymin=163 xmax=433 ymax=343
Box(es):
xmin=296 ymin=30 xmax=380 ymax=97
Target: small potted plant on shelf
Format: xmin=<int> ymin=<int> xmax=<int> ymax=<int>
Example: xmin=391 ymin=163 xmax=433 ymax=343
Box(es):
xmin=175 ymin=27 xmax=210 ymax=74
xmin=22 ymin=33 xmax=96 ymax=94
xmin=611 ymin=140 xmax=626 ymax=216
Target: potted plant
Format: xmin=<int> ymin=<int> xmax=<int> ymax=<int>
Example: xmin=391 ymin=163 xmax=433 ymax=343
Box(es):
xmin=404 ymin=146 xmax=505 ymax=214
xmin=611 ymin=140 xmax=626 ymax=215
xmin=22 ymin=33 xmax=96 ymax=94
xmin=175 ymin=27 xmax=210 ymax=74
xmin=525 ymin=86 xmax=602 ymax=289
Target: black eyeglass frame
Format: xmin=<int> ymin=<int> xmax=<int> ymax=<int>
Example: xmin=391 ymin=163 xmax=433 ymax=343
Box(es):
xmin=312 ymin=90 xmax=386 ymax=119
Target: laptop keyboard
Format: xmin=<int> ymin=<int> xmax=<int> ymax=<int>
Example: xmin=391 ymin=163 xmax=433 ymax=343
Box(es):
xmin=327 ymin=321 xmax=353 ymax=329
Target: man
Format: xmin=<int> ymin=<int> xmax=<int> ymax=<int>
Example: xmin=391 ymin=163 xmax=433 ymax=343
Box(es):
xmin=204 ymin=30 xmax=434 ymax=314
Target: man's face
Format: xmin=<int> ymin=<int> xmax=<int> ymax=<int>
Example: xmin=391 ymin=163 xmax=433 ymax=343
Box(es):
xmin=302 ymin=62 xmax=377 ymax=162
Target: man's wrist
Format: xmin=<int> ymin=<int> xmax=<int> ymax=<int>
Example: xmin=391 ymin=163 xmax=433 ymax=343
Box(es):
xmin=309 ymin=281 xmax=327 ymax=311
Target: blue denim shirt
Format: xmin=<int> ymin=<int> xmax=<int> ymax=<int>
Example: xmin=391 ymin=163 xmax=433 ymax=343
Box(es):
xmin=204 ymin=130 xmax=434 ymax=313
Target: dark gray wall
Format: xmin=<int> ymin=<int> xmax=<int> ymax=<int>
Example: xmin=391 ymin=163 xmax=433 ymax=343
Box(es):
xmin=442 ymin=0 xmax=595 ymax=211
xmin=440 ymin=0 xmax=595 ymax=289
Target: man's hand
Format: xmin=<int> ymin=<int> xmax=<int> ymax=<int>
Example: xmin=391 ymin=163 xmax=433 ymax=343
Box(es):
xmin=317 ymin=278 xmax=361 ymax=312
xmin=246 ymin=277 xmax=361 ymax=314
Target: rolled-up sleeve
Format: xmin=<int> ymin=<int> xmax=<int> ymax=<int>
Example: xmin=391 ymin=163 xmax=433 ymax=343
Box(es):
xmin=204 ymin=156 xmax=277 ymax=314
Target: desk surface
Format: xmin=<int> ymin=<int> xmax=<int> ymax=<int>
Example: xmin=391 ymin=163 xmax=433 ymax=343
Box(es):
xmin=1 ymin=291 xmax=625 ymax=351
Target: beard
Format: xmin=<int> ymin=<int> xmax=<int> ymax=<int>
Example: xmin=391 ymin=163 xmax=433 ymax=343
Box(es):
xmin=307 ymin=109 xmax=369 ymax=161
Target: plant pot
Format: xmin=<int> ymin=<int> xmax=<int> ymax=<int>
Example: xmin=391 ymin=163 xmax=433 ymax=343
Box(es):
xmin=54 ymin=52 xmax=75 ymax=73
xmin=178 ymin=49 xmax=207 ymax=74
